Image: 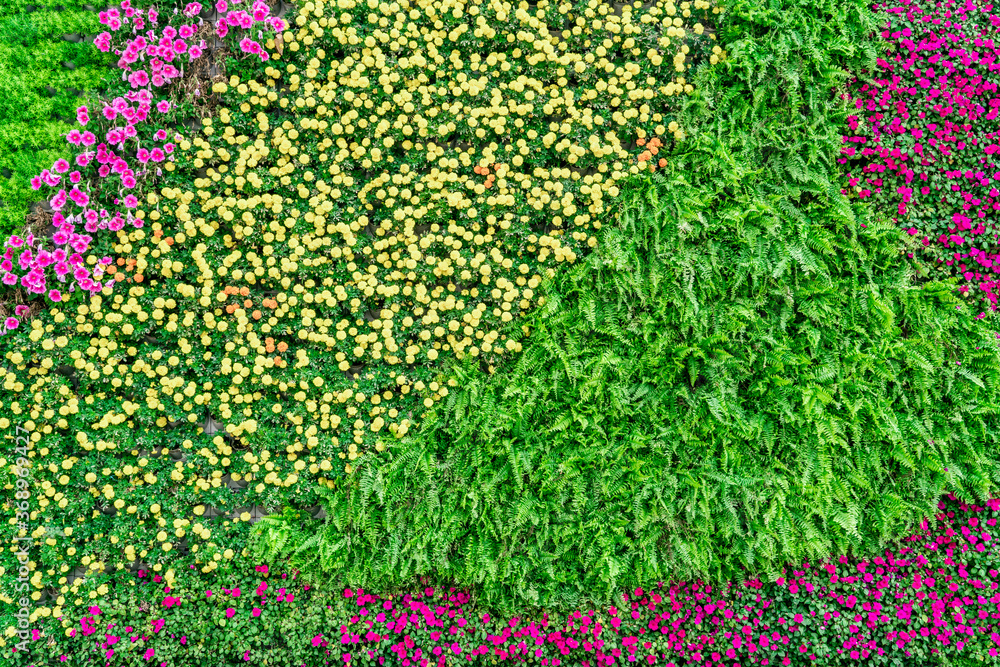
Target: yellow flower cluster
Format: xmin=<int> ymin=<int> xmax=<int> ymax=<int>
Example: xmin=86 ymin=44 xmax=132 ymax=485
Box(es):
xmin=0 ymin=0 xmax=723 ymax=614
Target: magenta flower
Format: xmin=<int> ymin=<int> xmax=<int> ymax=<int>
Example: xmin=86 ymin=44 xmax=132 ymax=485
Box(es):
xmin=129 ymin=70 xmax=150 ymax=88
xmin=156 ymin=100 xmax=171 ymax=113
xmin=4 ymin=317 xmax=17 ymax=330
xmin=225 ymin=608 xmax=236 ymax=619
xmin=251 ymin=607 xmax=262 ymax=617
xmin=53 ymin=158 xmax=70 ymax=173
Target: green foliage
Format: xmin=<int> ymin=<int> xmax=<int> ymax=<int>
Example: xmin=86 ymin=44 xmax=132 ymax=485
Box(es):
xmin=0 ymin=1 xmax=115 ymax=240
xmin=252 ymin=0 xmax=1000 ymax=616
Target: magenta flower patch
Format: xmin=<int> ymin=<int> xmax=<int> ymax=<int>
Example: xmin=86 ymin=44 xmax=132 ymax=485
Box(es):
xmin=841 ymin=0 xmax=1000 ymax=315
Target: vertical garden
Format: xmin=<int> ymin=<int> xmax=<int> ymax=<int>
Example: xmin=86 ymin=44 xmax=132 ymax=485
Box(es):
xmin=2 ymin=0 xmax=1000 ymax=665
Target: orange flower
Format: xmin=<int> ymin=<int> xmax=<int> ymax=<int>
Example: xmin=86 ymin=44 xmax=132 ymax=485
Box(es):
xmin=165 ymin=237 xmax=174 ymax=246
xmin=276 ymin=342 xmax=288 ymax=353
xmin=649 ymin=146 xmax=659 ymax=156
xmin=265 ymin=337 xmax=275 ymax=353
xmin=153 ymin=229 xmax=163 ymax=238
xmin=134 ymin=274 xmax=144 ymax=283
xmin=252 ymin=310 xmax=262 ymax=320
xmin=658 ymin=158 xmax=667 ymax=168
xmin=225 ymin=304 xmax=236 ymax=314
xmin=637 ymin=137 xmax=646 ymax=146
xmin=638 ymin=151 xmax=651 ymax=162
xmin=244 ymin=299 xmax=252 ymax=308
xmin=240 ymin=287 xmax=250 ymax=297
xmin=117 ymin=258 xmax=126 ymax=266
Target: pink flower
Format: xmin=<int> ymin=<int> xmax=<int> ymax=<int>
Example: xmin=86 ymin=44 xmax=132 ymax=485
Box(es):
xmin=312 ymin=635 xmax=324 ymax=647
xmin=129 ymin=70 xmax=150 ymax=88
xmin=53 ymin=158 xmax=71 ymax=173
xmin=48 ymin=289 xmax=62 ymax=302
xmin=157 ymin=100 xmax=171 ymax=113
xmin=5 ymin=316 xmax=19 ymax=330
xmin=225 ymin=608 xmax=236 ymax=619
xmin=252 ymin=607 xmax=262 ymax=617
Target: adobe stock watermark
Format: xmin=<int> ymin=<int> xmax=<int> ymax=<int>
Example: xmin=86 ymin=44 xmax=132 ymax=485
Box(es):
xmin=11 ymin=422 xmax=33 ymax=657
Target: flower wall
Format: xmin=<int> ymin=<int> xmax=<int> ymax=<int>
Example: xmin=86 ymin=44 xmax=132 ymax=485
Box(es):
xmin=3 ymin=0 xmax=1000 ymax=664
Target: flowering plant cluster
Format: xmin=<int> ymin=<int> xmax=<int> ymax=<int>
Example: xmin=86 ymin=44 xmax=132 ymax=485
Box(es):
xmin=839 ymin=0 xmax=1000 ymax=316
xmin=2 ymin=0 xmax=286 ymax=332
xmin=5 ymin=494 xmax=1000 ymax=666
xmin=0 ymin=0 xmax=723 ymax=621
